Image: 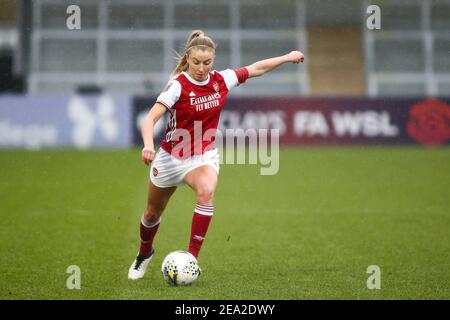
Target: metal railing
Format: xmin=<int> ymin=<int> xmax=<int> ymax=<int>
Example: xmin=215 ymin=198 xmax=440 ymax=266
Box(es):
xmin=29 ymin=0 xmax=309 ymax=96
xmin=363 ymin=0 xmax=450 ymax=97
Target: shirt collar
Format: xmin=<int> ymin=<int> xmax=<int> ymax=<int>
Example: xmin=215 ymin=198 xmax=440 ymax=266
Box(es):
xmin=182 ymin=71 xmax=210 ymax=86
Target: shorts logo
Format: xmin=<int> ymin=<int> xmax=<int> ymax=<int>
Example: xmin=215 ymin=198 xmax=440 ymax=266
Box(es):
xmin=213 ymin=82 xmax=219 ymax=93
xmin=153 ymin=167 xmax=158 ymax=176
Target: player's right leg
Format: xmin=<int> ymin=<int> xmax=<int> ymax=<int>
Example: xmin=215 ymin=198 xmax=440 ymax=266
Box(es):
xmin=128 ymin=180 xmax=177 ymax=280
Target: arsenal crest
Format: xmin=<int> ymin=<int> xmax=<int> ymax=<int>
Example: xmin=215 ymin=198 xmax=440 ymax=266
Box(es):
xmin=213 ymin=82 xmax=219 ymax=93
xmin=153 ymin=167 xmax=158 ymax=176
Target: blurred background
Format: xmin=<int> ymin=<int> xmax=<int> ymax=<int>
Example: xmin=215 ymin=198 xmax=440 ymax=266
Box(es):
xmin=0 ymin=0 xmax=448 ymax=97
xmin=1 ymin=0 xmax=450 ymax=300
xmin=1 ymin=0 xmax=449 ymax=149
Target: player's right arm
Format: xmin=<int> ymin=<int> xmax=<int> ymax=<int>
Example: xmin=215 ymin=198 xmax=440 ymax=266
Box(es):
xmin=141 ymin=78 xmax=181 ymax=165
xmin=141 ymin=102 xmax=167 ymax=165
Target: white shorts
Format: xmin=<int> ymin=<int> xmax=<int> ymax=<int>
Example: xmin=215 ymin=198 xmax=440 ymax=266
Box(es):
xmin=149 ymin=148 xmax=220 ymax=188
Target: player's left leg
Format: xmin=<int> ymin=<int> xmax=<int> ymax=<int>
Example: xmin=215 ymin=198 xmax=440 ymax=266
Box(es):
xmin=183 ymin=165 xmax=218 ymax=259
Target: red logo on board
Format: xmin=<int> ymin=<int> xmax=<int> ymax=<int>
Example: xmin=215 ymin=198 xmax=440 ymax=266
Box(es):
xmin=407 ymin=99 xmax=450 ymax=147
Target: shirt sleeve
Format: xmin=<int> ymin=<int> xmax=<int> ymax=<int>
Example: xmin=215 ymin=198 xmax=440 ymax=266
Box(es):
xmin=156 ymin=79 xmax=181 ymax=110
xmin=219 ymin=67 xmax=249 ymax=91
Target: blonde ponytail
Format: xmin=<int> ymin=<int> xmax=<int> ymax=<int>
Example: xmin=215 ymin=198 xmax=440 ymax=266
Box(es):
xmin=171 ymin=30 xmax=216 ymax=78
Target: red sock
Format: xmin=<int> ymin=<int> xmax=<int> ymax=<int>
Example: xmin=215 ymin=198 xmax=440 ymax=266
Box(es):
xmin=139 ymin=216 xmax=160 ymax=257
xmin=188 ymin=204 xmax=214 ymax=259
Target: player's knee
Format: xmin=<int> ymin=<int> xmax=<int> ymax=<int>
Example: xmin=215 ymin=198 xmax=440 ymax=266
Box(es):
xmin=143 ymin=205 xmax=163 ymax=224
xmin=196 ymin=186 xmax=215 ymax=204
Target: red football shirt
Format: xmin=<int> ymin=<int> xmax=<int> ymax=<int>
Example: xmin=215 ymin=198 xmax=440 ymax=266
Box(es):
xmin=156 ymin=68 xmax=249 ymax=159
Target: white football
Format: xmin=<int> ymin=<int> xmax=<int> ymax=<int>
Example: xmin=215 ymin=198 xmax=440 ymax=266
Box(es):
xmin=161 ymin=250 xmax=201 ymax=285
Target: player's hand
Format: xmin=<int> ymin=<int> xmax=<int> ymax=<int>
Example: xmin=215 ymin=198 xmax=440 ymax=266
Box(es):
xmin=141 ymin=146 xmax=156 ymax=165
xmin=286 ymin=51 xmax=304 ymax=64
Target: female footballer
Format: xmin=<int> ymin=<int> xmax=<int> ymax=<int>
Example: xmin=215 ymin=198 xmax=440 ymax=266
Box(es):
xmin=128 ymin=30 xmax=304 ymax=280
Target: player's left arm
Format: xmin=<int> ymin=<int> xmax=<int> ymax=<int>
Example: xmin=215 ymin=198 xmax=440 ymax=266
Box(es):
xmin=246 ymin=51 xmax=304 ymax=78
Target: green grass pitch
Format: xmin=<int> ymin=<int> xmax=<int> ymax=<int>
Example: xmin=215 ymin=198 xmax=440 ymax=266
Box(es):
xmin=0 ymin=147 xmax=449 ymax=299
